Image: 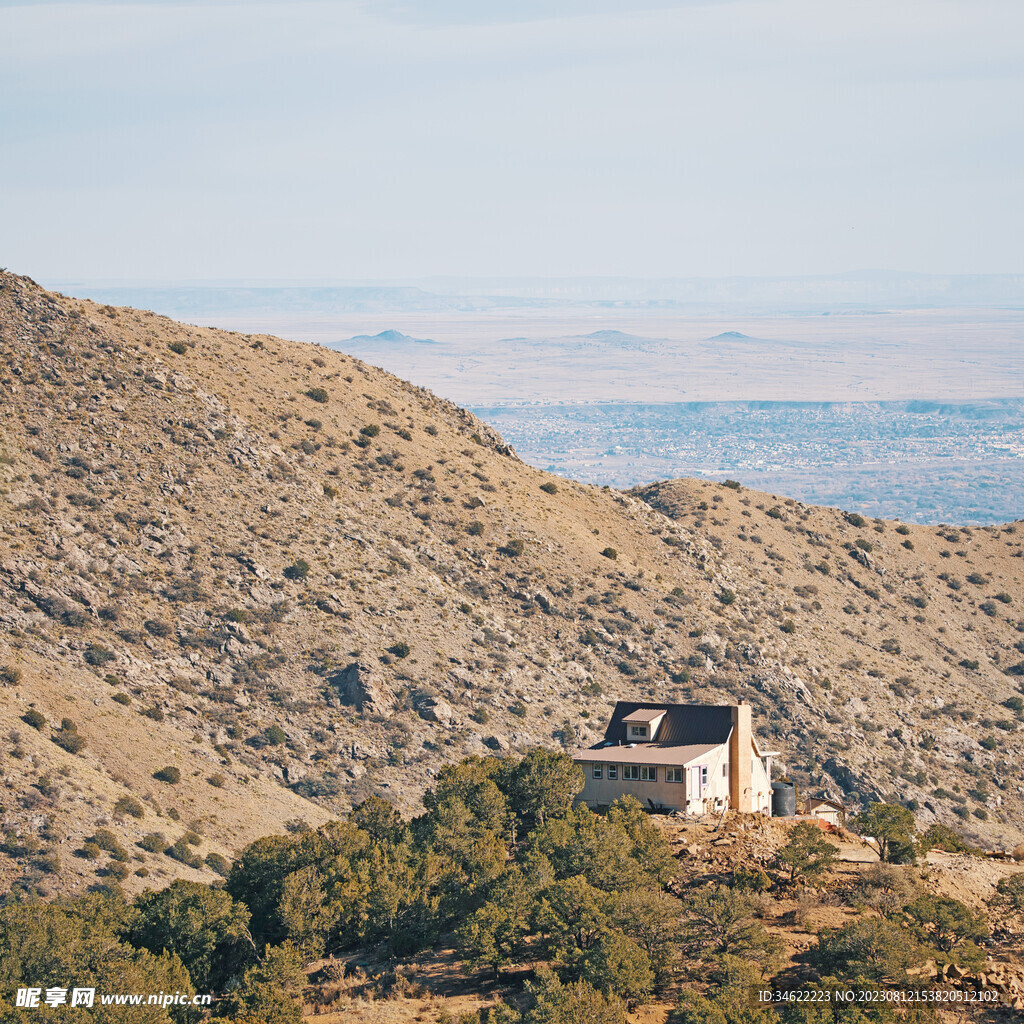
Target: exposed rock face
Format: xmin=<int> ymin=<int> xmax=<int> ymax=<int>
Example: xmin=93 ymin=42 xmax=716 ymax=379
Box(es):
xmin=414 ymin=693 xmax=457 ymax=726
xmin=329 ymin=663 xmax=395 ymax=716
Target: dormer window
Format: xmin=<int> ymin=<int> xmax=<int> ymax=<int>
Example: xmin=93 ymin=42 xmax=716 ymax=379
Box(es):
xmin=622 ymin=708 xmax=667 ymax=741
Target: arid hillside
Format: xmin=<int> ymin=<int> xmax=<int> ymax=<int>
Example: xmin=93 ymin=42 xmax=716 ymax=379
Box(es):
xmin=0 ymin=270 xmax=1022 ymax=897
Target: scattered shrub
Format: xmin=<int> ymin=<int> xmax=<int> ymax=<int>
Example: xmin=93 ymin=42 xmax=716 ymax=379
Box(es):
xmin=264 ymin=725 xmax=287 ymax=746
xmin=113 ymin=796 xmax=145 ymax=819
xmin=153 ymin=766 xmax=182 ymax=784
xmin=359 ymin=424 xmax=380 ymax=438
xmin=22 ymin=709 xmax=46 ymax=730
xmin=137 ymin=833 xmax=167 ymax=853
xmin=600 ymin=547 xmax=618 ymax=560
xmin=168 ymin=340 xmax=188 ymax=355
xmin=83 ymin=644 xmax=115 ymax=667
xmin=283 ymin=559 xmax=310 ymax=581
xmin=111 ymin=692 xmax=132 ymax=706
xmin=144 ymin=619 xmax=172 ymax=638
xmin=0 ymin=665 xmax=21 ymax=686
xmin=388 ymin=641 xmax=411 ymax=659
xmin=52 ymin=723 xmax=86 ymax=755
xmin=166 ymin=837 xmax=203 ymax=869
xmin=205 ymin=852 xmax=231 ymax=876
xmin=499 ymin=539 xmax=526 ymax=558
xmin=305 ymin=387 xmax=329 ymax=403
xmin=540 ymin=481 xmax=559 ymax=495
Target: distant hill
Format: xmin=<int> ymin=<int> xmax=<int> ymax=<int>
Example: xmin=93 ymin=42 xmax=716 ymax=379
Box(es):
xmin=0 ymin=270 xmax=1022 ymax=899
xmin=333 ymin=329 xmax=438 ymax=347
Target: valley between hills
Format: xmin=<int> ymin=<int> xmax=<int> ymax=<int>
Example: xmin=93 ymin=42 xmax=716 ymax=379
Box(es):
xmin=1 ymin=269 xmax=1023 ymax=900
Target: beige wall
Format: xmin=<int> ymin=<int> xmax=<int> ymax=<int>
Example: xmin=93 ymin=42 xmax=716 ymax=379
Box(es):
xmin=576 ymin=739 xmax=772 ymax=816
xmin=576 ymin=744 xmax=730 ymax=813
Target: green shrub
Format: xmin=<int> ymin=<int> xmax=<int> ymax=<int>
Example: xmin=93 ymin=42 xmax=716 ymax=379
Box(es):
xmin=113 ymin=796 xmax=145 ymax=819
xmin=466 ymin=520 xmax=484 ymax=536
xmin=52 ymin=727 xmax=86 ymax=754
xmin=305 ymin=387 xmax=328 ymax=403
xmin=166 ymin=837 xmax=203 ymax=869
xmin=283 ymin=559 xmax=310 ymax=581
xmin=80 ymin=842 xmax=102 ymax=860
xmin=844 ymin=512 xmax=867 ymax=527
xmin=137 ymin=833 xmax=167 ymax=853
xmin=717 ymin=588 xmax=736 ymax=605
xmin=168 ymin=340 xmax=188 ymax=355
xmin=0 ymin=665 xmax=21 ymax=686
xmin=470 ymin=707 xmax=490 ymax=725
xmin=264 ymin=725 xmax=287 ymax=746
xmin=359 ymin=424 xmax=380 ymax=437
xmin=388 ymin=641 xmax=411 ymax=659
xmin=780 ymin=619 xmax=796 ymax=634
xmin=499 ymin=539 xmax=526 ymax=557
xmin=84 ymin=643 xmax=116 ymax=667
xmin=205 ymin=852 xmax=231 ymax=877
xmin=722 ymin=479 xmax=741 ymax=490
xmin=979 ymin=735 xmax=998 ymax=751
xmin=895 ymin=524 xmax=910 ymax=535
xmin=540 ymin=481 xmax=559 ymax=494
xmin=22 ymin=709 xmax=46 ymax=730
xmin=208 ymin=773 xmax=227 ymax=788
xmin=600 ymin=547 xmax=618 ymax=560
xmin=510 ymin=701 xmax=528 ymax=718
xmin=144 ymin=619 xmax=172 ymax=638
xmin=154 ymin=766 xmax=182 ymax=784
xmin=111 ymin=692 xmax=132 ymax=706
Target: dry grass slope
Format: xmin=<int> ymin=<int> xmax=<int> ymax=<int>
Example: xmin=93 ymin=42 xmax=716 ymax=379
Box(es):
xmin=0 ymin=270 xmax=1021 ymax=898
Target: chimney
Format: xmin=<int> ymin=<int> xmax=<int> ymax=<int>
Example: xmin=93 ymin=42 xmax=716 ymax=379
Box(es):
xmin=729 ymin=702 xmax=752 ymax=812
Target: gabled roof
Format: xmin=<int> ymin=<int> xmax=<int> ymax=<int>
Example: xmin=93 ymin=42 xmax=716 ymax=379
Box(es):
xmin=600 ymin=701 xmax=734 ymax=747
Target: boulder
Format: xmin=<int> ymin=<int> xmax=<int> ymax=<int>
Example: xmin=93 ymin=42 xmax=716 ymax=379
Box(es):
xmin=414 ymin=694 xmax=457 ymax=725
xmin=328 ymin=663 xmax=395 ymax=716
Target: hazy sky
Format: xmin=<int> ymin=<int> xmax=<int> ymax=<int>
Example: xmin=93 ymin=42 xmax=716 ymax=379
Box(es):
xmin=2 ymin=0 xmax=1022 ymax=283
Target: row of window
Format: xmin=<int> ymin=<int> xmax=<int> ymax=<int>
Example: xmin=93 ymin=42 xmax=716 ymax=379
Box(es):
xmin=591 ymin=764 xmax=713 ymax=783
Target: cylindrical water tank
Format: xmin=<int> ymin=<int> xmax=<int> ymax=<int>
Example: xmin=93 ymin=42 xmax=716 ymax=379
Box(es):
xmin=771 ymin=781 xmax=796 ymax=817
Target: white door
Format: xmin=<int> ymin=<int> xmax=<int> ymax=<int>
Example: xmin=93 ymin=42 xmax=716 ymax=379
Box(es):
xmin=690 ymin=766 xmax=702 ymax=803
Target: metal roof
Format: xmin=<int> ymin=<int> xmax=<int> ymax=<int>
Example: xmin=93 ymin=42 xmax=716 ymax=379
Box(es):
xmin=601 ymin=701 xmax=735 ymax=747
xmin=622 ymin=708 xmax=667 ymax=724
xmin=574 ymin=742 xmax=720 ymax=766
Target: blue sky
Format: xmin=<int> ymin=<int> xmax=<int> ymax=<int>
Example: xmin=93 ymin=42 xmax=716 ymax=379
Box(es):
xmin=2 ymin=0 xmax=1022 ymax=283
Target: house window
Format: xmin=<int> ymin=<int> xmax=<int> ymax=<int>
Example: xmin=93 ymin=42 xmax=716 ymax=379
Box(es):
xmin=630 ymin=725 xmax=647 ymax=738
xmin=666 ymin=767 xmax=683 ymax=783
xmin=607 ymin=765 xmax=618 ymax=780
xmin=622 ymin=765 xmax=640 ymax=781
xmin=701 ymin=766 xmax=709 ymax=787
xmin=592 ymin=764 xmax=602 ymax=779
xmin=640 ymin=766 xmax=657 ymax=782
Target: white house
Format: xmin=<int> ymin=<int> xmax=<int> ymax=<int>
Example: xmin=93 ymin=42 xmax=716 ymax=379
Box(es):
xmin=574 ymin=701 xmax=775 ymax=815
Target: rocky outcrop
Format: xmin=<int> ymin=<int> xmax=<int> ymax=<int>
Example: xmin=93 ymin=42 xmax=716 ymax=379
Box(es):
xmin=328 ymin=663 xmax=395 ymax=716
